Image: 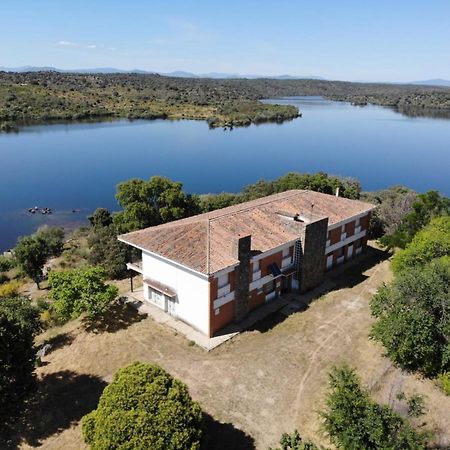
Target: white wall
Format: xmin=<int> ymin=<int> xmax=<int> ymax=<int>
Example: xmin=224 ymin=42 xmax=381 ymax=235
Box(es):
xmin=141 ymin=251 xmax=210 ymax=335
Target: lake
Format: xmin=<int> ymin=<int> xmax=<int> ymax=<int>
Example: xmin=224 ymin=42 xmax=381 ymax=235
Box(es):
xmin=1 ymin=96 xmax=449 ymax=251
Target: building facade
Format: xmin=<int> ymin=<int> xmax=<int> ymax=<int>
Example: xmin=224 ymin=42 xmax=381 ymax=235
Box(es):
xmin=119 ymin=190 xmax=375 ymax=337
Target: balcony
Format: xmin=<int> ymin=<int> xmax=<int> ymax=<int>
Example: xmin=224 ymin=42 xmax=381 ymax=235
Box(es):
xmin=126 ymin=260 xmax=143 ymax=274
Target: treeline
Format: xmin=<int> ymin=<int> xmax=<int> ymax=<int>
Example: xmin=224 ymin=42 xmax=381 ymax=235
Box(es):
xmin=1 ymin=71 xmax=449 ymax=131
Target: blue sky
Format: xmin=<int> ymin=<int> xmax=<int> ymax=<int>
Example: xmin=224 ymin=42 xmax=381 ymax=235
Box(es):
xmin=1 ymin=0 xmax=449 ymax=81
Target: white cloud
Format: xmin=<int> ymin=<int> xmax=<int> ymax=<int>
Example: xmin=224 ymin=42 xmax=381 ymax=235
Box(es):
xmin=58 ymin=40 xmax=78 ymax=47
xmin=87 ymin=44 xmax=97 ymax=49
xmin=107 ymin=47 xmax=116 ymax=51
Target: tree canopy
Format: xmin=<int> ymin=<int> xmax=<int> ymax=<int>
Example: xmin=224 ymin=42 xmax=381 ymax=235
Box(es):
xmin=0 ymin=296 xmax=40 ymax=432
xmin=371 ymin=257 xmax=450 ymax=375
xmin=82 ymin=362 xmax=202 ymax=450
xmin=379 ymin=190 xmax=449 ymax=249
xmin=391 ymin=216 xmax=450 ymax=274
xmin=113 ymin=176 xmax=199 ymax=233
xmin=48 ymin=266 xmax=118 ymax=321
xmin=321 ymin=365 xmax=426 ymax=450
xmin=14 ymin=235 xmax=49 ymax=288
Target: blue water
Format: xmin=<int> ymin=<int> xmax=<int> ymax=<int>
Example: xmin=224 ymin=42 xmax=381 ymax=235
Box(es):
xmin=0 ymin=96 xmax=449 ymax=251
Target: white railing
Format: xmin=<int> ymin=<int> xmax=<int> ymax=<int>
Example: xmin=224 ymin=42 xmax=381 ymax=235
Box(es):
xmin=217 ymin=283 xmax=231 ymax=298
xmin=213 ymin=290 xmax=235 ymax=309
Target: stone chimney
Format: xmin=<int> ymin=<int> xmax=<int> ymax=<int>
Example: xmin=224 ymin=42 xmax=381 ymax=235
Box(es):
xmin=233 ymin=235 xmax=251 ymax=322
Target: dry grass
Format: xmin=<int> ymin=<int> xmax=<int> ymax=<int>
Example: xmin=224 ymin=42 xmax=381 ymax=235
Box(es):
xmin=12 ymin=245 xmax=450 ymax=449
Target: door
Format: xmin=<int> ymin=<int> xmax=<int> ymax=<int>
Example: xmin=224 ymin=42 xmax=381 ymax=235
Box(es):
xmin=347 ymin=244 xmax=354 ymax=259
xmin=166 ymin=296 xmax=177 ymax=317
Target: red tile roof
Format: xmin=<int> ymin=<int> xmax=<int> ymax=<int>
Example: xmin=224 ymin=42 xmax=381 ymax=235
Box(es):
xmin=119 ymin=190 xmax=375 ymax=275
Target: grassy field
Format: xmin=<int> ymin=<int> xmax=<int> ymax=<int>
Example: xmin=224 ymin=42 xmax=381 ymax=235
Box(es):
xmin=11 ymin=245 xmax=450 ymax=449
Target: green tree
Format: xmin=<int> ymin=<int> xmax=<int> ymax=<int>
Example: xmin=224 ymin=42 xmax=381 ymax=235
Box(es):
xmin=14 ymin=235 xmax=48 ymax=289
xmin=391 ymin=216 xmax=450 ymax=274
xmin=82 ymin=362 xmax=202 ymax=450
xmin=88 ymin=208 xmax=113 ymax=229
xmin=35 ymin=225 xmax=65 ymax=257
xmin=0 ymin=296 xmax=40 ymax=432
xmin=88 ymin=225 xmax=128 ymax=279
xmin=0 ymin=254 xmax=16 ymax=272
xmin=381 ymin=190 xmax=449 ymax=248
xmin=48 ymin=266 xmax=118 ymax=321
xmin=371 ymin=257 xmax=450 ymax=375
xmin=113 ymin=176 xmax=199 ymax=233
xmin=321 ymin=365 xmax=426 ymax=450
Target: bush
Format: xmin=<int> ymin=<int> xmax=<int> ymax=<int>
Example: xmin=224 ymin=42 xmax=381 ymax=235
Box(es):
xmin=48 ymin=266 xmax=118 ymax=321
xmin=321 ymin=365 xmax=426 ymax=450
xmin=82 ymin=362 xmax=202 ymax=450
xmin=371 ymin=257 xmax=450 ymax=375
xmin=0 ymin=296 xmax=40 ymax=433
xmin=270 ymin=430 xmax=324 ymax=449
xmin=0 ymin=255 xmax=16 ymax=272
xmin=0 ymin=280 xmax=22 ymax=297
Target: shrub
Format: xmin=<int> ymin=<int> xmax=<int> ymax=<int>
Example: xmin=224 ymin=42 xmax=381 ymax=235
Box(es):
xmin=0 ymin=280 xmax=22 ymax=297
xmin=321 ymin=365 xmax=426 ymax=450
xmin=0 ymin=255 xmax=16 ymax=272
xmin=82 ymin=362 xmax=202 ymax=450
xmin=49 ymin=266 xmax=118 ymax=321
xmin=270 ymin=430 xmax=325 ymax=449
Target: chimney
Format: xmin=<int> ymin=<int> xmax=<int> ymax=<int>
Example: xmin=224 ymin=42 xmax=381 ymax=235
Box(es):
xmin=335 ymin=187 xmax=340 ymax=197
xmin=233 ymin=234 xmax=251 ymax=322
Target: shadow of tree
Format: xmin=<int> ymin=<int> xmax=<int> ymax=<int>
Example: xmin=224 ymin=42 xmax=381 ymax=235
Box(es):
xmin=83 ymin=297 xmax=147 ymax=333
xmin=8 ymin=371 xmax=107 ymax=448
xmin=42 ymin=332 xmax=75 ymax=354
xmin=201 ymin=413 xmax=255 ymax=450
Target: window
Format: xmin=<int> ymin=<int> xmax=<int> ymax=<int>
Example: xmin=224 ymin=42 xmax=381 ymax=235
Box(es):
xmin=282 ymin=247 xmax=290 ymax=257
xmin=218 ymin=273 xmax=229 ymax=288
xmin=341 ymin=225 xmax=345 ymax=233
xmin=355 ymin=217 xmax=361 ymax=227
xmin=263 ymin=280 xmax=276 ymax=294
xmin=336 ymin=247 xmax=345 ymax=258
xmin=253 ymin=260 xmax=260 ymax=272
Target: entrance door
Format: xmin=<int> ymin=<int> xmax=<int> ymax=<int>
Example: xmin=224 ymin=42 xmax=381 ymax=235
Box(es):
xmin=347 ymin=244 xmax=354 ymax=259
xmin=166 ymin=296 xmax=177 ymax=317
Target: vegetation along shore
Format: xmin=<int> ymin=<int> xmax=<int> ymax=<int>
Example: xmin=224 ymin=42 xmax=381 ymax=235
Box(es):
xmin=1 ymin=71 xmax=450 ymax=131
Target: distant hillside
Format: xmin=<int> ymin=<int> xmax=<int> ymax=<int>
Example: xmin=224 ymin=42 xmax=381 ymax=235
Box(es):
xmin=410 ymin=79 xmax=450 ymax=88
xmin=0 ymin=66 xmax=324 ymax=80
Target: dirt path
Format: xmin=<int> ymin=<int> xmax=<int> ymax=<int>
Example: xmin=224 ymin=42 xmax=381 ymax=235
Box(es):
xmin=16 ymin=250 xmax=450 ymax=449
